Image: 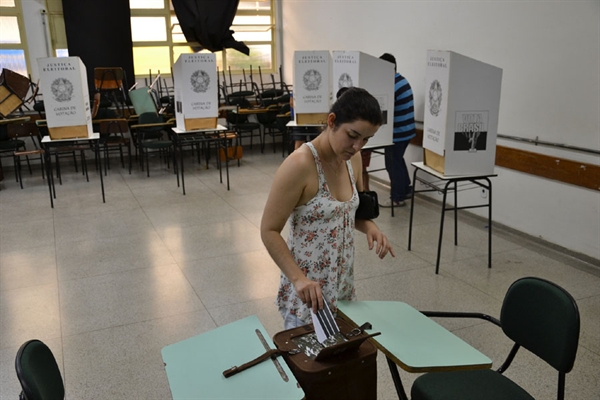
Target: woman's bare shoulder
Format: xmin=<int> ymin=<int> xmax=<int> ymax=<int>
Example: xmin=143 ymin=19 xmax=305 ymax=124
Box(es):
xmin=278 ymin=145 xmax=315 ymax=175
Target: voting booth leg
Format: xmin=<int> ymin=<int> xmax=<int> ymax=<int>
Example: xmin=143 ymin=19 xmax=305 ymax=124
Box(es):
xmin=407 ymin=168 xmax=418 ymax=251
xmin=95 ymin=143 xmax=105 ymax=203
xmin=435 ymin=181 xmax=452 ymax=274
xmin=223 ymin=137 xmax=230 ymax=190
xmin=44 ymin=151 xmax=54 ymax=208
xmin=454 ymin=181 xmax=458 ymax=245
xmin=486 ymin=177 xmax=493 ymax=269
xmin=386 ymin=356 xmax=409 ymax=400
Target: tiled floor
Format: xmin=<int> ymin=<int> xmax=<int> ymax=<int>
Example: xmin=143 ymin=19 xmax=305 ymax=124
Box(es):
xmin=1 ymin=146 xmax=599 ymax=399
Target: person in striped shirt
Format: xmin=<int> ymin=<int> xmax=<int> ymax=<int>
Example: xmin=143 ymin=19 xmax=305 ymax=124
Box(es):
xmin=379 ymin=53 xmax=416 ymax=207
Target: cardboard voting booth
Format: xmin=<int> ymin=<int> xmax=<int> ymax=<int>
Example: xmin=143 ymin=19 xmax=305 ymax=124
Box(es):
xmin=173 ymin=53 xmax=218 ymax=131
xmin=293 ymin=51 xmax=331 ymax=125
xmin=423 ymin=50 xmax=502 ymax=176
xmin=38 ymin=57 xmax=93 ymax=140
xmin=332 ymin=51 xmax=395 ymax=149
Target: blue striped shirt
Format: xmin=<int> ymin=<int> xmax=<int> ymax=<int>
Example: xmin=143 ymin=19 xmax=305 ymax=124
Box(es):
xmin=392 ymin=73 xmax=416 ymax=142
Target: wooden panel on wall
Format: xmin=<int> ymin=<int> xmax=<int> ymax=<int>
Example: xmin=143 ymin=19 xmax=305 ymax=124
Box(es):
xmin=495 ymin=146 xmax=599 ymax=191
xmin=410 ymin=128 xmax=598 ymax=191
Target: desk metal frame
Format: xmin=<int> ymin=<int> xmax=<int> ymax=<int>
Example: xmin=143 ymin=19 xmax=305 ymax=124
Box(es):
xmin=408 ymin=162 xmax=497 ymax=274
xmin=41 ymin=133 xmax=104 ymax=208
xmin=171 ymin=125 xmax=234 ymax=193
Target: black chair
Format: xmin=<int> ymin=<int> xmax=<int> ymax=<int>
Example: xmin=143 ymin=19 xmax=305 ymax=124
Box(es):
xmin=411 ymin=276 xmax=580 ymax=400
xmin=10 ymin=122 xmax=49 ymax=189
xmin=98 ymin=119 xmax=132 ymax=175
xmin=130 ymin=112 xmax=175 ymax=177
xmin=257 ymin=105 xmax=283 ymax=153
xmin=225 ymin=98 xmax=262 ymax=152
xmin=15 ymin=339 xmax=65 ymax=400
xmin=0 ymin=123 xmax=28 ymax=170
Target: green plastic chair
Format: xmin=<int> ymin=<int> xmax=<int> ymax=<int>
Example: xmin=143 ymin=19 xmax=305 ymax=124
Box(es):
xmin=15 ymin=339 xmax=64 ymax=400
xmin=411 ymin=277 xmax=580 ymax=400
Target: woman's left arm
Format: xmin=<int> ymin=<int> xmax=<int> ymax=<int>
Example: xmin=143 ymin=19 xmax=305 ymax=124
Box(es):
xmin=352 ymin=152 xmax=395 ymax=259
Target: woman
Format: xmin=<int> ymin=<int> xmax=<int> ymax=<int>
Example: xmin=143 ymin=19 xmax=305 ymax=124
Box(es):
xmin=261 ymin=87 xmax=395 ymax=329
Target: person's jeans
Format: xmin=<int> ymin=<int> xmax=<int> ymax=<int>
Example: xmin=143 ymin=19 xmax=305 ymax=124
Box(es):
xmin=384 ymin=140 xmax=411 ymax=202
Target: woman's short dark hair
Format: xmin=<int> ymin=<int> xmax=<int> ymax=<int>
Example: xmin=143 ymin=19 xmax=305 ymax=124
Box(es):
xmin=330 ymin=87 xmax=382 ymax=128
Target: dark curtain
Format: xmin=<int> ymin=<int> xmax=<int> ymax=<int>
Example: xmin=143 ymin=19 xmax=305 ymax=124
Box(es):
xmin=62 ymin=0 xmax=134 ymax=96
xmin=171 ymin=0 xmax=249 ymax=55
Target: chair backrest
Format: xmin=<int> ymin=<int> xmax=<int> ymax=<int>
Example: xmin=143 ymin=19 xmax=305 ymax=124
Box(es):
xmin=15 ymin=339 xmax=65 ymax=400
xmin=7 ymin=122 xmax=42 ymax=149
xmin=137 ymin=112 xmax=162 ymax=125
xmin=99 ymin=119 xmax=129 ymax=137
xmin=500 ymin=277 xmax=580 ymax=373
xmin=7 ymin=121 xmax=38 ymax=138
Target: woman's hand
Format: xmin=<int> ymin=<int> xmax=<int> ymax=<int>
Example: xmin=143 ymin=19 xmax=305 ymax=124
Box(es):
xmin=293 ymin=276 xmax=323 ymax=313
xmin=366 ymin=227 xmax=395 ymax=259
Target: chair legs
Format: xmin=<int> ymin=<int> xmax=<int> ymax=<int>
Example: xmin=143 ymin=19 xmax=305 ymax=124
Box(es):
xmin=54 ymin=149 xmax=88 ymax=185
xmin=13 ymin=151 xmax=51 ymax=191
xmin=238 ymin=126 xmax=263 ymax=153
xmin=140 ymin=146 xmax=173 ymax=177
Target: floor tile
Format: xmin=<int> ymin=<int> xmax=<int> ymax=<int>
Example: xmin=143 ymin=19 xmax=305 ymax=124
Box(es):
xmin=577 ymin=294 xmax=600 ymax=356
xmin=158 ymin=218 xmax=264 ymax=263
xmin=0 ymin=245 xmax=57 ymax=291
xmin=53 ymin=208 xmax=154 ymax=245
xmin=143 ymin=194 xmax=245 ymax=230
xmin=0 ymin=284 xmax=61 ymax=348
xmin=0 ymin=218 xmax=55 ymax=252
xmin=180 ymin=249 xmax=280 ymax=309
xmin=59 ymin=264 xmax=204 ymax=336
xmin=55 ymin=231 xmax=176 ymax=281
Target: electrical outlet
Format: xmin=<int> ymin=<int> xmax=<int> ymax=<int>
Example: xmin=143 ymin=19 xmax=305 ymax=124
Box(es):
xmin=481 ymin=189 xmax=487 ymax=198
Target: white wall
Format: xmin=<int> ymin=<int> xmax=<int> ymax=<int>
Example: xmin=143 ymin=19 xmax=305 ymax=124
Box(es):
xmin=280 ymin=0 xmax=600 ymax=260
xmin=21 ymin=0 xmax=51 ymax=82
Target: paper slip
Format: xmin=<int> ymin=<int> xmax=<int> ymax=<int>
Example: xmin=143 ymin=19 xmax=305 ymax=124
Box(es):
xmin=310 ymin=300 xmax=340 ymax=343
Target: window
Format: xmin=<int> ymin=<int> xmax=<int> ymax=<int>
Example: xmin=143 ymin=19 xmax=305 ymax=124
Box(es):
xmin=130 ymin=0 xmax=275 ymax=77
xmin=0 ymin=0 xmax=29 ymax=76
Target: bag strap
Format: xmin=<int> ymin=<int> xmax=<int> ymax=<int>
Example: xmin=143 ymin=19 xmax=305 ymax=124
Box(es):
xmin=222 ymin=348 xmax=282 ymax=378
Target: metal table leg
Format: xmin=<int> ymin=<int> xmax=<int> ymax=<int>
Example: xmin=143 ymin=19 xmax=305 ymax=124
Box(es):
xmin=386 ymin=357 xmax=409 ymax=400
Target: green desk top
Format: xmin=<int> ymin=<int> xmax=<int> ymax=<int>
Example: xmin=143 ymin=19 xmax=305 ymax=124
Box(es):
xmin=161 ymin=315 xmax=304 ymax=399
xmin=337 ymin=301 xmax=492 ymax=373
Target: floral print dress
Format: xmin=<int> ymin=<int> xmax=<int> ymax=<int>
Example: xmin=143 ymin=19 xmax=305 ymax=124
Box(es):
xmin=276 ymin=142 xmax=359 ymax=324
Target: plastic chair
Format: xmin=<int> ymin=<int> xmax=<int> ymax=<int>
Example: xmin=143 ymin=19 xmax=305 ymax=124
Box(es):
xmin=130 ymin=112 xmax=175 ymax=177
xmin=10 ymin=122 xmax=48 ymax=189
xmin=15 ymin=339 xmax=65 ymax=400
xmin=257 ymin=105 xmax=283 ymax=153
xmin=98 ymin=119 xmax=132 ymax=175
xmin=225 ymin=98 xmax=262 ymax=152
xmin=411 ymin=276 xmax=580 ymax=400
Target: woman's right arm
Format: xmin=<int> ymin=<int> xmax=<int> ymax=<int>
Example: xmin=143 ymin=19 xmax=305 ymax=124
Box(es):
xmin=260 ymin=152 xmax=324 ymax=312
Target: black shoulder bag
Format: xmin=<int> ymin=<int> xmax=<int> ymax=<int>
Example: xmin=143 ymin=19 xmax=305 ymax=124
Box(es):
xmin=355 ymin=191 xmax=379 ymax=220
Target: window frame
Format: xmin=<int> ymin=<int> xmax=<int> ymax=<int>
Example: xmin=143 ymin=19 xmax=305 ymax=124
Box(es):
xmin=0 ymin=0 xmax=31 ymax=77
xmin=129 ymin=0 xmax=276 ymax=78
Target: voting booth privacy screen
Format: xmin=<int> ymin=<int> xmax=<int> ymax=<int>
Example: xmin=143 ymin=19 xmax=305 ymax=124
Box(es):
xmin=173 ymin=53 xmax=218 ymax=131
xmin=332 ymin=51 xmax=395 ymax=149
xmin=423 ymin=50 xmax=503 ymax=176
xmin=293 ymin=50 xmax=331 ymax=125
xmin=38 ymin=56 xmax=93 ymax=140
